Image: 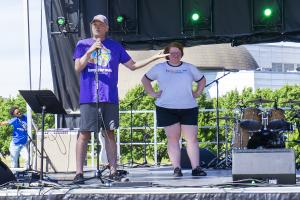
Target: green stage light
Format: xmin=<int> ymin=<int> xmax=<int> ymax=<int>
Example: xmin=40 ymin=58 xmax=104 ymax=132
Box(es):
xmin=116 ymin=15 xmax=124 ymax=23
xmin=182 ymin=0 xmax=212 ymax=32
xmin=56 ymin=17 xmax=66 ymax=26
xmin=263 ymin=8 xmax=272 ymax=17
xmin=191 ymin=13 xmax=200 ymax=22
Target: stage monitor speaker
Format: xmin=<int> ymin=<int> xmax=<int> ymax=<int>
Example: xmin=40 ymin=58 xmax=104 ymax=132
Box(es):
xmin=181 ymin=147 xmax=216 ymax=169
xmin=232 ymin=149 xmax=296 ymax=184
xmin=0 ymin=160 xmax=16 ymax=185
xmin=36 ymin=130 xmax=78 ymax=172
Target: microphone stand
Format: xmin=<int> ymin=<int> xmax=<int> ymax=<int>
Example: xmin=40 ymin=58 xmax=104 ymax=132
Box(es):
xmin=83 ymin=48 xmax=116 ymax=184
xmin=205 ymin=71 xmax=231 ymax=166
xmin=133 ymin=119 xmax=151 ymax=168
xmin=86 ymin=48 xmax=108 ymax=184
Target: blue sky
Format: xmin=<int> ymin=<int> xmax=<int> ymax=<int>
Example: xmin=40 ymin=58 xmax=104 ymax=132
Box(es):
xmin=0 ymin=0 xmax=52 ymax=98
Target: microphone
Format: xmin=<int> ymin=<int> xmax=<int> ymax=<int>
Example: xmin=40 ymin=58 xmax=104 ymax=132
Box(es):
xmin=97 ymin=48 xmax=102 ymax=58
xmin=95 ymin=39 xmax=102 ymax=55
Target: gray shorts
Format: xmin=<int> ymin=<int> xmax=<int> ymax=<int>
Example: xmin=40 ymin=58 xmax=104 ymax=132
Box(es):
xmin=79 ymin=103 xmax=119 ymax=133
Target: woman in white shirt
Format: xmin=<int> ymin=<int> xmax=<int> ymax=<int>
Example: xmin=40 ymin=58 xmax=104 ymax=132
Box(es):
xmin=142 ymin=42 xmax=207 ymax=177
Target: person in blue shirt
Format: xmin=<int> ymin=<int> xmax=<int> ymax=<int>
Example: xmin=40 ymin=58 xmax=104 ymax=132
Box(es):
xmin=0 ymin=106 xmax=29 ymax=169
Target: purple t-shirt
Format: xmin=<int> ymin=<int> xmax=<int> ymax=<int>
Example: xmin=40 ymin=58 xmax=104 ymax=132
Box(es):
xmin=73 ymin=38 xmax=131 ymax=104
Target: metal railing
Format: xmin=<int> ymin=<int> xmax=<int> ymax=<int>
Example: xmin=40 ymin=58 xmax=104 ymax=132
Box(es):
xmin=88 ymin=108 xmax=236 ymax=167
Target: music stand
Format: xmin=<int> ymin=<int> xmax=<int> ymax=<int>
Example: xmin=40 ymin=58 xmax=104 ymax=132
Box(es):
xmin=19 ymin=90 xmax=66 ymax=184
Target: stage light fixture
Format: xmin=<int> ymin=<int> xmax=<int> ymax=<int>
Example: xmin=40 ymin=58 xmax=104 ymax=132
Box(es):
xmin=56 ymin=17 xmax=66 ymax=26
xmin=263 ymin=8 xmax=272 ymax=17
xmin=182 ymin=0 xmax=212 ymax=34
xmin=116 ymin=15 xmax=124 ymax=23
xmin=191 ymin=13 xmax=200 ymax=22
xmin=252 ymin=0 xmax=282 ymax=31
xmin=54 ymin=16 xmax=78 ymax=34
xmin=115 ymin=15 xmax=128 ymax=34
xmin=108 ymin=0 xmax=138 ymax=35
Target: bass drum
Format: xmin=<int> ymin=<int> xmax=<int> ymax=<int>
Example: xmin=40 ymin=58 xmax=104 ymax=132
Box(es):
xmin=232 ymin=124 xmax=250 ymax=149
xmin=247 ymin=130 xmax=285 ymax=149
xmin=240 ymin=107 xmax=262 ymax=131
xmin=268 ymin=108 xmax=289 ymax=131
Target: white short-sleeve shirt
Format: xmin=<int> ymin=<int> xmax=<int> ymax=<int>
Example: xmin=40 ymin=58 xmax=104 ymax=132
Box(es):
xmin=145 ymin=61 xmax=204 ymax=109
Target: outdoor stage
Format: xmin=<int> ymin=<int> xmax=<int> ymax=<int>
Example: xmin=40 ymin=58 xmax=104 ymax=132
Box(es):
xmin=1 ymin=166 xmax=300 ymax=200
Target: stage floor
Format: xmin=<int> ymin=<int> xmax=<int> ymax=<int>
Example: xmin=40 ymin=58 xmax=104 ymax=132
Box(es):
xmin=1 ymin=166 xmax=300 ymax=200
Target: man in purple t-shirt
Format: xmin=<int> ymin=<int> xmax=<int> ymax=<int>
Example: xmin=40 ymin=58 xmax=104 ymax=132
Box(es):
xmin=73 ymin=14 xmax=167 ymax=184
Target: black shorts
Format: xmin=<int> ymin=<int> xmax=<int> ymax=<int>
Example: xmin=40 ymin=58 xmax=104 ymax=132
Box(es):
xmin=156 ymin=106 xmax=199 ymax=127
xmin=79 ymin=103 xmax=119 ymax=132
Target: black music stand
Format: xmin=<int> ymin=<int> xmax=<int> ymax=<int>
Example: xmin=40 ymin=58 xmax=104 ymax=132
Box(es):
xmin=19 ymin=90 xmax=66 ymax=184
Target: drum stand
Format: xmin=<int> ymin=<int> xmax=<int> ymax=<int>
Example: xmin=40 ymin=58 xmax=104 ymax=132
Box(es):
xmin=133 ymin=122 xmax=151 ymax=168
xmin=214 ymin=119 xmax=232 ymax=169
xmin=205 ymin=71 xmax=231 ymax=166
xmin=261 ymin=109 xmax=269 ymax=131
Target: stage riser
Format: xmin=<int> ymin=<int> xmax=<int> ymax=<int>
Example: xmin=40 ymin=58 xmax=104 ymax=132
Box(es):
xmin=232 ymin=174 xmax=295 ymax=185
xmin=1 ymin=191 xmax=300 ymax=200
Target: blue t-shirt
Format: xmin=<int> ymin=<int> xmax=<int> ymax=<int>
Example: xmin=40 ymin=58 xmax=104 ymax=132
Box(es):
xmin=73 ymin=38 xmax=131 ymax=104
xmin=8 ymin=115 xmax=28 ymax=145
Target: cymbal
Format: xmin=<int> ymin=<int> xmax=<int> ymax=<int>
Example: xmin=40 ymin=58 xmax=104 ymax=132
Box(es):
xmin=247 ymin=98 xmax=273 ymax=104
xmin=210 ymin=116 xmax=236 ymax=121
xmin=282 ymin=100 xmax=300 ymax=104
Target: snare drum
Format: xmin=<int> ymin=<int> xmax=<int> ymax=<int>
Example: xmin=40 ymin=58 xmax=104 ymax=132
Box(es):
xmin=240 ymin=107 xmax=262 ymax=131
xmin=268 ymin=108 xmax=288 ymax=131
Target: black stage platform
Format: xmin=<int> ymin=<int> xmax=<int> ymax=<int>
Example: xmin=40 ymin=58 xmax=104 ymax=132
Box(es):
xmin=1 ymin=166 xmax=300 ymax=200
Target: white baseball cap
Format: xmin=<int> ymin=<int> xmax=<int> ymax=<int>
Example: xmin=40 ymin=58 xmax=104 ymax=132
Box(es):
xmin=90 ymin=14 xmax=108 ymax=26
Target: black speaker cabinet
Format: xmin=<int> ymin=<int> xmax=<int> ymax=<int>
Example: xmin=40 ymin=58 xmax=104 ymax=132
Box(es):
xmin=0 ymin=159 xmax=16 ymax=185
xmin=232 ymin=149 xmax=296 ymax=184
xmin=181 ymin=147 xmax=216 ymax=169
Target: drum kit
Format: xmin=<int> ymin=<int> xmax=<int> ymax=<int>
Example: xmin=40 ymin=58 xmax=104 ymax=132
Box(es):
xmin=232 ymin=98 xmax=300 ymax=149
xmin=210 ymin=98 xmax=300 ymax=169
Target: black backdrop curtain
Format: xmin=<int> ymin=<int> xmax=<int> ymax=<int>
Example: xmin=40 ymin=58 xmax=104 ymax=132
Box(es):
xmin=43 ymin=0 xmax=300 ymax=128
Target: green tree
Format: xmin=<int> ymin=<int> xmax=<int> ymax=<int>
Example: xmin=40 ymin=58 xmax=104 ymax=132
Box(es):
xmin=0 ymin=95 xmax=55 ymax=157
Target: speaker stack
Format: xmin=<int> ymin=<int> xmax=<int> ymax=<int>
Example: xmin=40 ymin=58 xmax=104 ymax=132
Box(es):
xmin=232 ymin=149 xmax=296 ymax=184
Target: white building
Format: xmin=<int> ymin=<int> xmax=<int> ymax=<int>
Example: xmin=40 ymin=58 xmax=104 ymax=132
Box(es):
xmin=120 ymin=42 xmax=300 ymax=99
xmin=206 ymin=43 xmax=300 ymax=98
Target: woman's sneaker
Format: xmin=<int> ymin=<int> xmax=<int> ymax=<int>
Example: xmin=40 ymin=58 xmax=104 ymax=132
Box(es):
xmin=73 ymin=173 xmax=85 ymax=184
xmin=192 ymin=166 xmax=207 ymax=176
xmin=173 ymin=167 xmax=183 ymax=177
